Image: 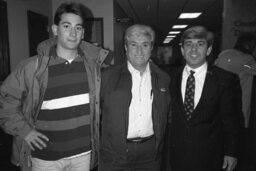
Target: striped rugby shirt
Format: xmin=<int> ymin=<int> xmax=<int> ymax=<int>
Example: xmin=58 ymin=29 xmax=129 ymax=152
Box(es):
xmin=32 ymin=49 xmax=91 ymax=160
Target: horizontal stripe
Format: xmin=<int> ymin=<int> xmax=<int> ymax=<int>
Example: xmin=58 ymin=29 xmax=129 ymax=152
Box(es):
xmin=41 ymin=93 xmax=89 ymax=110
xmin=37 ymin=104 xmax=90 ymax=121
xmin=36 ymin=115 xmax=90 ymax=131
xmin=47 ymin=72 xmax=88 ymax=89
xmin=38 ymin=125 xmax=90 ymax=142
xmin=48 ymin=61 xmax=86 ymax=77
xmin=32 ymin=146 xmax=91 ymax=161
xmin=64 ymin=150 xmax=91 ymax=159
xmin=44 ymin=82 xmax=89 ymax=100
xmin=47 ymin=136 xmax=90 ymax=152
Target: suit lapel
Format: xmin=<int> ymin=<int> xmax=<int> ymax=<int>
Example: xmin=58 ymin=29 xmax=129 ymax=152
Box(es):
xmin=173 ymin=65 xmax=218 ymax=120
xmin=173 ymin=67 xmax=187 ymax=115
xmin=190 ymin=66 xmax=217 ymax=119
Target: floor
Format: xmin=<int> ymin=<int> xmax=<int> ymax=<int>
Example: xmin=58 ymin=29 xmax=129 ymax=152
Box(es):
xmin=1 ymin=129 xmax=255 ymax=171
xmin=0 ymin=128 xmax=99 ymax=171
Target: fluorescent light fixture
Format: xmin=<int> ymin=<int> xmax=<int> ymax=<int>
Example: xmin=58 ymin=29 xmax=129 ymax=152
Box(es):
xmin=172 ymin=25 xmax=188 ymax=29
xmin=167 ymin=35 xmax=176 ymax=38
xmin=178 ymin=13 xmax=202 ymax=19
xmin=164 ymin=38 xmax=173 ymax=42
xmin=165 ymin=37 xmax=173 ymax=40
xmin=163 ymin=39 xmax=171 ymax=43
xmin=163 ymin=38 xmax=174 ymax=43
xmin=168 ymin=31 xmax=181 ymax=34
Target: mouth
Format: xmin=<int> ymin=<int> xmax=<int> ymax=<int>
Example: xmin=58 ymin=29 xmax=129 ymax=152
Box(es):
xmin=189 ymin=53 xmax=199 ymax=58
xmin=68 ymin=39 xmax=77 ymax=43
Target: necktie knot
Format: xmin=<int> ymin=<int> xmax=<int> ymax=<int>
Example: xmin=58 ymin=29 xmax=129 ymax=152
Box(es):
xmin=190 ymin=70 xmax=195 ymax=75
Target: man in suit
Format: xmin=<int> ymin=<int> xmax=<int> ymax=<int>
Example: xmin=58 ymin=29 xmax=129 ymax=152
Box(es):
xmin=99 ymin=24 xmax=171 ymax=171
xmin=168 ymin=26 xmax=242 ymax=171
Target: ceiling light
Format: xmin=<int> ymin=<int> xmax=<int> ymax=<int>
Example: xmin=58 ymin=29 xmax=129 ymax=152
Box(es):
xmin=163 ymin=37 xmax=174 ymax=43
xmin=178 ymin=13 xmax=202 ymax=19
xmin=167 ymin=35 xmax=176 ymax=38
xmin=165 ymin=37 xmax=173 ymax=40
xmin=164 ymin=37 xmax=173 ymax=41
xmin=172 ymin=25 xmax=188 ymax=29
xmin=163 ymin=39 xmax=171 ymax=43
xmin=168 ymin=31 xmax=181 ymax=34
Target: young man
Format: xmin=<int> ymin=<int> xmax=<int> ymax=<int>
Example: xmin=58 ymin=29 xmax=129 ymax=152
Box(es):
xmin=0 ymin=2 xmax=110 ymax=171
xmin=99 ymin=24 xmax=171 ymax=171
xmin=168 ymin=26 xmax=242 ymax=171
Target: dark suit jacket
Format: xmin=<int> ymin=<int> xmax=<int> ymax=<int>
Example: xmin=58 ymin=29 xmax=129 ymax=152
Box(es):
xmin=169 ymin=64 xmax=242 ymax=171
xmin=100 ymin=62 xmax=171 ymax=163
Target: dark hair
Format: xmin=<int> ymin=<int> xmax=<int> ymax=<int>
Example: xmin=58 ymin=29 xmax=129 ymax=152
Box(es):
xmin=54 ymin=2 xmax=85 ymax=26
xmin=234 ymin=33 xmax=256 ymax=54
xmin=180 ymin=26 xmax=214 ymax=47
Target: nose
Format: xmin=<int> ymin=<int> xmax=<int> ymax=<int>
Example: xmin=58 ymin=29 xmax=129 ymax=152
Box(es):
xmin=191 ymin=43 xmax=198 ymax=51
xmin=70 ymin=27 xmax=77 ymax=37
xmin=136 ymin=46 xmax=143 ymax=54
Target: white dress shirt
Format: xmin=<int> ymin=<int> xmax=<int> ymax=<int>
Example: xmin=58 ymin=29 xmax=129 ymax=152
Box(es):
xmin=127 ymin=62 xmax=154 ymax=139
xmin=181 ymin=63 xmax=208 ymax=108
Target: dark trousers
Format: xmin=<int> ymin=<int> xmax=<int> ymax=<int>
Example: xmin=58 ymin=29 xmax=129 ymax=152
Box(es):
xmin=99 ymin=137 xmax=160 ymax=171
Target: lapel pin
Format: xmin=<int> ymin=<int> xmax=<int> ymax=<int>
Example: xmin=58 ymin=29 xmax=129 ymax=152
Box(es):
xmin=160 ymin=88 xmax=166 ymax=92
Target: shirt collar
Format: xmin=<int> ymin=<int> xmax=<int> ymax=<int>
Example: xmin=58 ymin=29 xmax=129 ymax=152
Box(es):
xmin=127 ymin=61 xmax=150 ymax=75
xmin=185 ymin=62 xmax=208 ymax=76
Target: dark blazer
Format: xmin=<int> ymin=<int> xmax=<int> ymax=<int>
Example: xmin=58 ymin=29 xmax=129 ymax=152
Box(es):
xmin=169 ymin=64 xmax=242 ymax=171
xmin=100 ymin=62 xmax=171 ymax=163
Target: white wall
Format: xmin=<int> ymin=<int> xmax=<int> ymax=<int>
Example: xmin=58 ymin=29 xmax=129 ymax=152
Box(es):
xmin=6 ymin=0 xmax=114 ymax=70
xmin=52 ymin=0 xmax=114 ymax=50
xmin=7 ymin=0 xmax=52 ymax=70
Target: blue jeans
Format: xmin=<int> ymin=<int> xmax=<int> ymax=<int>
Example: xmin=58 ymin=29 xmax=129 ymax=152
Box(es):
xmin=31 ymin=152 xmax=91 ymax=171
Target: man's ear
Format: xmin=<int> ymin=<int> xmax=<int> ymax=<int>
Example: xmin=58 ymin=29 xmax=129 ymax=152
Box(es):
xmin=180 ymin=46 xmax=185 ymax=56
xmin=207 ymin=46 xmax=213 ymax=56
xmin=150 ymin=44 xmax=154 ymax=51
xmin=82 ymin=28 xmax=84 ymax=39
xmin=52 ymin=25 xmax=58 ymax=36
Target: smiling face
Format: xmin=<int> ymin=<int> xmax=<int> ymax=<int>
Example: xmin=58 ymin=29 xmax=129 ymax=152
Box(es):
xmin=125 ymin=28 xmax=153 ymax=73
xmin=181 ymin=38 xmax=212 ymax=69
xmin=52 ymin=13 xmax=84 ymax=51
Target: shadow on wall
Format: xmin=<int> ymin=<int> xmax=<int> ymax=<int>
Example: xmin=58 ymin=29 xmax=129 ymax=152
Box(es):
xmin=80 ymin=3 xmax=94 ymax=44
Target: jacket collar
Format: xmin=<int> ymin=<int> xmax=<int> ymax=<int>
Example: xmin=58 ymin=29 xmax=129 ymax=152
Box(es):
xmin=36 ymin=37 xmax=108 ymax=65
xmin=120 ymin=60 xmax=161 ymax=76
xmin=48 ymin=45 xmax=85 ymax=60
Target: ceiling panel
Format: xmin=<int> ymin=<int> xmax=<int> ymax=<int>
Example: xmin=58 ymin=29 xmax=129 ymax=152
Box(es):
xmin=115 ymin=0 xmax=223 ymax=45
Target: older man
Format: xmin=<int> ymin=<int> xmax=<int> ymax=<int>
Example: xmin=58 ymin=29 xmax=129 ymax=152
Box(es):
xmin=99 ymin=24 xmax=171 ymax=171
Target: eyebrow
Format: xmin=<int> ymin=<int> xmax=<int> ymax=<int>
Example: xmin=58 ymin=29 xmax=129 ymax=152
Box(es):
xmin=60 ymin=21 xmax=83 ymax=27
xmin=184 ymin=39 xmax=206 ymax=43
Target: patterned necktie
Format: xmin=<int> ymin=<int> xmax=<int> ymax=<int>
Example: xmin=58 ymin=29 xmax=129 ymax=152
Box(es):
xmin=184 ymin=70 xmax=195 ymax=120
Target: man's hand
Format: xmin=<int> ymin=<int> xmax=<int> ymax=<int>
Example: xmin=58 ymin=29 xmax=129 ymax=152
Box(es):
xmin=222 ymin=155 xmax=237 ymax=171
xmin=24 ymin=130 xmax=49 ymax=151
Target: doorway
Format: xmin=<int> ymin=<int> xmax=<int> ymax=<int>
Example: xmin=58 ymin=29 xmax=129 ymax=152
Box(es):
xmin=0 ymin=0 xmax=10 ymax=82
xmin=27 ymin=10 xmax=49 ymax=56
